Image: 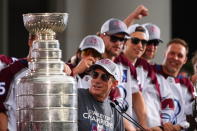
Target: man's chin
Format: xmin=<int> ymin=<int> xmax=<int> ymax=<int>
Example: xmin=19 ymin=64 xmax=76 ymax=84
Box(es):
xmin=112 ymin=52 xmax=120 ymax=57
xmin=148 ymin=56 xmax=154 ymax=60
xmin=168 ymin=68 xmax=178 ymax=74
xmin=145 ymin=52 xmax=154 ymax=58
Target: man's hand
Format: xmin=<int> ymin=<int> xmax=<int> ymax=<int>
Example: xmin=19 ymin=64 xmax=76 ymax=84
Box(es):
xmin=163 ymin=122 xmax=182 ymax=131
xmin=0 ymin=113 xmax=8 ymax=131
xmin=64 ymin=64 xmax=72 ymax=75
xmin=72 ymin=56 xmax=96 ymax=76
xmin=131 ymin=5 xmax=148 ymax=20
xmin=148 ymin=126 xmax=163 ymax=131
xmin=124 ymin=5 xmax=149 ymax=26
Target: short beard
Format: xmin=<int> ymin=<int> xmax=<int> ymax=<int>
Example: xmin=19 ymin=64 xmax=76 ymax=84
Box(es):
xmin=105 ymin=48 xmax=119 ymax=58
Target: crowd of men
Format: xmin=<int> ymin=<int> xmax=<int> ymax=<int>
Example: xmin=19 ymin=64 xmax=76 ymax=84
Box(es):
xmin=0 ymin=5 xmax=197 ymax=131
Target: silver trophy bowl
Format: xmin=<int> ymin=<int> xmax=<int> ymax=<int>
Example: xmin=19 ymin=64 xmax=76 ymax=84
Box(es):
xmin=16 ymin=13 xmax=77 ymax=131
xmin=23 ymin=13 xmax=68 ymax=39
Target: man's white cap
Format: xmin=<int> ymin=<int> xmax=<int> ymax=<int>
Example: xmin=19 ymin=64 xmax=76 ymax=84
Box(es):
xmin=143 ymin=23 xmax=163 ymax=42
xmin=100 ymin=18 xmax=129 ymax=36
xmin=79 ymin=35 xmax=105 ymax=54
xmin=90 ymin=58 xmax=119 ymax=80
xmin=127 ymin=24 xmax=149 ymax=40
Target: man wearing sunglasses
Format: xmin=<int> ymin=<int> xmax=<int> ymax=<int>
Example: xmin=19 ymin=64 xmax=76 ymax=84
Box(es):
xmin=98 ymin=19 xmax=149 ymax=131
xmin=141 ymin=23 xmax=163 ymax=64
xmin=98 ymin=18 xmax=129 ymax=61
xmin=115 ymin=24 xmax=150 ymax=130
xmin=78 ymin=59 xmax=124 ymax=131
xmin=116 ymin=24 xmax=175 ymax=130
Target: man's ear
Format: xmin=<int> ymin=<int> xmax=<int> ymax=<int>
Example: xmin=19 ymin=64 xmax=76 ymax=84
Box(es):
xmin=99 ymin=33 xmax=105 ymax=39
xmin=111 ymin=80 xmax=119 ymax=90
xmin=183 ymin=56 xmax=187 ymax=64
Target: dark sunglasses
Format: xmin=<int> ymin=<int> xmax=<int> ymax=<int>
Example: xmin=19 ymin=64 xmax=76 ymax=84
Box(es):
xmin=91 ymin=71 xmax=111 ymax=82
xmin=147 ymin=39 xmax=160 ymax=46
xmin=131 ymin=37 xmax=148 ymax=45
xmin=108 ymin=35 xmax=126 ymax=43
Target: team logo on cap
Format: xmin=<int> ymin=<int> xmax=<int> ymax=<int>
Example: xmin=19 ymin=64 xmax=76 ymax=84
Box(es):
xmin=86 ymin=38 xmax=98 ymax=46
xmin=100 ymin=59 xmax=111 ymax=64
xmin=150 ymin=26 xmax=158 ymax=34
xmin=113 ymin=21 xmax=122 ymax=28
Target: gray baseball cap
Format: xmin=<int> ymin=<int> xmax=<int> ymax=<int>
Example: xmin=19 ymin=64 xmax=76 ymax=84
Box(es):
xmin=79 ymin=35 xmax=105 ymax=54
xmin=100 ymin=18 xmax=129 ymax=36
xmin=90 ymin=59 xmax=119 ymax=81
xmin=127 ymin=24 xmax=149 ymax=40
xmin=143 ymin=23 xmax=163 ymax=42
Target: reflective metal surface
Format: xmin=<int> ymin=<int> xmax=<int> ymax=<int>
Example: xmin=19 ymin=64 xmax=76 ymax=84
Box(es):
xmin=23 ymin=13 xmax=68 ymax=38
xmin=16 ymin=13 xmax=77 ymax=131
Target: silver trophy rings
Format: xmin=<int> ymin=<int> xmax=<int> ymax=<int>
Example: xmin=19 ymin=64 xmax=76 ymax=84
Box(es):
xmin=16 ymin=13 xmax=77 ymax=131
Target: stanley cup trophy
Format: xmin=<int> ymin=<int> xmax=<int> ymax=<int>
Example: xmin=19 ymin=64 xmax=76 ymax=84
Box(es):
xmin=16 ymin=13 xmax=77 ymax=131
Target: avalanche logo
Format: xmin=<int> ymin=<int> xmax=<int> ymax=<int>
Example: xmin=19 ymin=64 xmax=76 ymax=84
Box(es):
xmin=161 ymin=98 xmax=181 ymax=123
xmin=161 ymin=98 xmax=174 ymax=122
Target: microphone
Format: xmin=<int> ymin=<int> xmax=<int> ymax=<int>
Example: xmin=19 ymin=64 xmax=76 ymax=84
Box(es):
xmin=110 ymin=102 xmax=146 ymax=131
xmin=114 ymin=100 xmax=146 ymax=130
xmin=114 ymin=85 xmax=129 ymax=113
xmin=114 ymin=99 xmax=128 ymax=113
xmin=110 ymin=102 xmax=116 ymax=108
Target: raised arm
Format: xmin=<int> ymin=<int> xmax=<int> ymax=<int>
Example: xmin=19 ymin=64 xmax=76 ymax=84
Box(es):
xmin=123 ymin=5 xmax=148 ymax=27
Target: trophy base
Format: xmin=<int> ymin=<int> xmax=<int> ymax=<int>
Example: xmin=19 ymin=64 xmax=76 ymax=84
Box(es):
xmin=17 ymin=122 xmax=77 ymax=131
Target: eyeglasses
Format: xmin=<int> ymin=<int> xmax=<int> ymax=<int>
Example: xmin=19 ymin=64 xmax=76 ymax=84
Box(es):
xmin=108 ymin=35 xmax=126 ymax=43
xmin=131 ymin=37 xmax=148 ymax=45
xmin=147 ymin=39 xmax=160 ymax=46
xmin=90 ymin=71 xmax=111 ymax=82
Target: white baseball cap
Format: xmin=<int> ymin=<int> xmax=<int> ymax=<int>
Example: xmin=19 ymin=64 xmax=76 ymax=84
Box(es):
xmin=143 ymin=23 xmax=163 ymax=42
xmin=127 ymin=24 xmax=149 ymax=40
xmin=79 ymin=35 xmax=105 ymax=54
xmin=100 ymin=18 xmax=129 ymax=36
xmin=90 ymin=59 xmax=119 ymax=80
